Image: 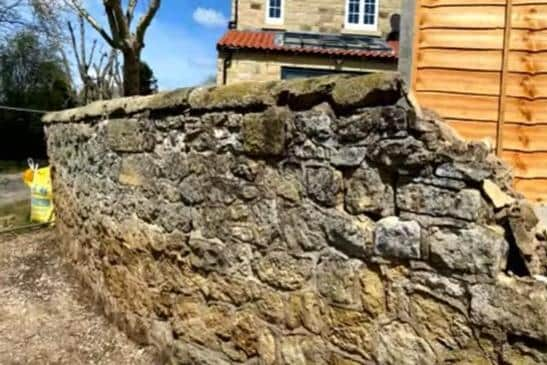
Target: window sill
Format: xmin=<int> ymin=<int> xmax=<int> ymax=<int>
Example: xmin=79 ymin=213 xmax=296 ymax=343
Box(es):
xmin=341 ymin=28 xmax=382 ymax=37
xmin=263 ymin=23 xmax=286 ymax=31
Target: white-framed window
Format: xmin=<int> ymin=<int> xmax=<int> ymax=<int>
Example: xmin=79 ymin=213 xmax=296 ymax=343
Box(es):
xmin=265 ymin=0 xmax=283 ymax=25
xmin=345 ymin=0 xmax=379 ymax=31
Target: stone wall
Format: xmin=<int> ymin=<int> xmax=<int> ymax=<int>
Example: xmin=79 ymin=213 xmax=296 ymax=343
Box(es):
xmin=236 ymin=0 xmax=401 ymax=37
xmin=44 ymin=74 xmax=547 ymax=365
xmin=217 ymin=51 xmax=397 ymax=86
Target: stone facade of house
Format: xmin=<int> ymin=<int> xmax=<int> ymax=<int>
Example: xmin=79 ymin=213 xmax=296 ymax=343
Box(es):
xmin=217 ymin=51 xmax=397 ymax=85
xmin=217 ymin=0 xmax=401 ymax=85
xmin=235 ymin=0 xmax=401 ymax=37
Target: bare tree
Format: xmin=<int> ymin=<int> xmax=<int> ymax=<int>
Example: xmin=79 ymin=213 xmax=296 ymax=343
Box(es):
xmin=30 ymin=0 xmax=73 ymax=83
xmin=0 ymin=0 xmax=25 ymax=32
xmin=65 ymin=0 xmax=161 ymax=96
xmin=68 ymin=16 xmax=122 ymax=103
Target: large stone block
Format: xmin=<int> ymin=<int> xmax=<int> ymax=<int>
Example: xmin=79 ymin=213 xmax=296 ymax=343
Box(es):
xmin=254 ymin=251 xmax=313 ymax=290
xmin=426 ymin=225 xmax=508 ymax=277
xmin=106 ymin=118 xmax=155 ymax=152
xmin=242 ymin=107 xmax=288 ymax=157
xmin=306 ymin=166 xmax=342 ymax=207
xmin=397 ymin=183 xmax=488 ymax=222
xmin=118 ymin=154 xmax=156 ymax=186
xmin=374 ymin=217 xmax=421 ymax=260
xmin=470 ymin=275 xmax=547 ymax=341
xmin=345 ymin=164 xmax=395 ymax=217
xmin=331 ymin=73 xmax=402 ymax=110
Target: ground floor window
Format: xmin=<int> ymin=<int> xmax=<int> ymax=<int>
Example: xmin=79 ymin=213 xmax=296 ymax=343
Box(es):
xmin=280 ymin=66 xmax=369 ymax=80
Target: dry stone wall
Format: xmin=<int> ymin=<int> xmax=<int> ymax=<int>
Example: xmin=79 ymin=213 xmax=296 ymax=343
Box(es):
xmin=44 ymin=74 xmax=547 ymax=365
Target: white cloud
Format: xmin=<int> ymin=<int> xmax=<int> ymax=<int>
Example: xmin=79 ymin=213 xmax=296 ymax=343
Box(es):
xmin=192 ymin=7 xmax=228 ymax=28
xmin=142 ymin=18 xmax=219 ymax=90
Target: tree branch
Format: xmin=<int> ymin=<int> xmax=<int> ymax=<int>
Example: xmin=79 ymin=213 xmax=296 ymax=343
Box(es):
xmin=79 ymin=15 xmax=86 ymax=69
xmin=126 ymin=0 xmax=138 ymax=27
xmin=135 ymin=0 xmax=160 ymax=48
xmin=103 ymin=2 xmax=121 ymax=46
xmin=65 ymin=0 xmax=117 ymax=48
xmin=67 ymin=20 xmax=84 ymax=77
xmin=109 ymin=0 xmax=129 ymax=44
xmin=87 ymin=39 xmax=98 ymax=68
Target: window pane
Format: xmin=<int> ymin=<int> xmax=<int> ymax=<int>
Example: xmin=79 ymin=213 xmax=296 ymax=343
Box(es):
xmin=269 ymin=0 xmax=281 ymax=18
xmin=363 ymin=0 xmax=376 ymax=25
xmin=347 ymin=0 xmax=360 ymax=24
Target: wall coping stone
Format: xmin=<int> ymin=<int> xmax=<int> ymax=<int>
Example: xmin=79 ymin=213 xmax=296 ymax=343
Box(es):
xmin=42 ymin=73 xmax=401 ymax=124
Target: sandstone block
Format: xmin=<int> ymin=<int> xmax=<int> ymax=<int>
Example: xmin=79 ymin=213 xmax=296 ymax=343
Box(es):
xmin=254 ymin=251 xmax=313 ymax=290
xmin=377 ymin=322 xmax=436 ymax=365
xmin=483 ymin=179 xmax=514 ymax=209
xmin=359 ymin=266 xmax=386 ymax=317
xmin=242 ymin=107 xmax=287 ymax=157
xmin=118 ymin=154 xmax=156 ymax=186
xmin=106 ymin=118 xmax=155 ymax=152
xmin=317 ymin=256 xmax=360 ymax=305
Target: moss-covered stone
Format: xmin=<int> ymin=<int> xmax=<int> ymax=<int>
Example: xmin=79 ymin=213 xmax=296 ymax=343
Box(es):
xmin=106 ymin=118 xmax=155 ymax=152
xmin=42 ymin=88 xmax=193 ymax=124
xmin=332 ymin=72 xmax=401 ymax=109
xmin=242 ymin=107 xmax=288 ymax=157
xmin=189 ymin=81 xmax=276 ymax=110
xmin=273 ymin=74 xmax=346 ymax=109
xmin=43 ymin=74 xmax=404 ymax=124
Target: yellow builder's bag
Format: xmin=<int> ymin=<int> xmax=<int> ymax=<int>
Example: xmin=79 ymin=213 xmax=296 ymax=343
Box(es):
xmin=23 ymin=160 xmax=55 ymax=223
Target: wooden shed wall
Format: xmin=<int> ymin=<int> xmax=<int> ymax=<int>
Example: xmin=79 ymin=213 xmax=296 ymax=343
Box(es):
xmin=411 ymin=0 xmax=547 ymax=202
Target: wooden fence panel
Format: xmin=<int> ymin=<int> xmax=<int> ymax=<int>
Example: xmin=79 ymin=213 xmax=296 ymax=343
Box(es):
xmin=412 ymin=0 xmax=547 ymax=202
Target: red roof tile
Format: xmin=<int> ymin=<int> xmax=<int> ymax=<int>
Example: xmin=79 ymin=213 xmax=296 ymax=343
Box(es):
xmin=218 ymin=30 xmax=398 ymax=59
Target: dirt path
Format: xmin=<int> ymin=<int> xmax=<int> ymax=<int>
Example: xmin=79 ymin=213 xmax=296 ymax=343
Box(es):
xmin=0 ymin=173 xmax=28 ymax=207
xmin=0 ymin=229 xmax=160 ymax=365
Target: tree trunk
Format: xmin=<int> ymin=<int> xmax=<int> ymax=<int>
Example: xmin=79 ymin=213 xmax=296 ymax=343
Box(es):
xmin=122 ymin=49 xmax=140 ymax=96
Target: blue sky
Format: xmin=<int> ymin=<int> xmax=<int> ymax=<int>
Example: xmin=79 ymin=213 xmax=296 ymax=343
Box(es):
xmin=86 ymin=0 xmax=232 ymax=90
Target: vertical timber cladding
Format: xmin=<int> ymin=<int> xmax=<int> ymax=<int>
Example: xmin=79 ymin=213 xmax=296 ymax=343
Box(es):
xmin=411 ymin=0 xmax=547 ymax=202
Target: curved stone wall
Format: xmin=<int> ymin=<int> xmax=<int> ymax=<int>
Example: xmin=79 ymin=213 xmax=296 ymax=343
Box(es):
xmin=44 ymin=74 xmax=547 ymax=364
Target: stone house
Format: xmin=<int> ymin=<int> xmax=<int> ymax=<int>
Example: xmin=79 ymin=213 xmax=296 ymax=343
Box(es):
xmin=217 ymin=0 xmax=401 ymax=85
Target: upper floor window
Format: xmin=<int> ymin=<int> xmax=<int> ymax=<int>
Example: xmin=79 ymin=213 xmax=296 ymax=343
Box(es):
xmin=266 ymin=0 xmax=283 ymax=25
xmin=345 ymin=0 xmax=379 ymax=31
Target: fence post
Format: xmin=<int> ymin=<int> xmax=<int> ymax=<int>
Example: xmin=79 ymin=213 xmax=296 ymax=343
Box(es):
xmin=398 ymin=0 xmax=418 ymax=89
xmin=497 ymin=0 xmax=513 ymax=156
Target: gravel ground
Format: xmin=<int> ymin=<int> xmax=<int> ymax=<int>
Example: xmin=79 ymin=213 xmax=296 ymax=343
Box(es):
xmin=0 ymin=229 xmax=160 ymax=365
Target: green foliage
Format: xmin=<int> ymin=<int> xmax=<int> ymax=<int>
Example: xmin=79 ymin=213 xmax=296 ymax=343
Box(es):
xmin=139 ymin=61 xmax=158 ymax=95
xmin=0 ymin=31 xmax=74 ymax=160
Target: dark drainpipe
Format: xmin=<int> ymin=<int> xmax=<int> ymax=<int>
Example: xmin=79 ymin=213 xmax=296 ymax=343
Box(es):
xmin=224 ymin=0 xmax=236 ymax=84
xmin=228 ymin=0 xmax=238 ymax=29
xmin=222 ymin=51 xmax=232 ymax=85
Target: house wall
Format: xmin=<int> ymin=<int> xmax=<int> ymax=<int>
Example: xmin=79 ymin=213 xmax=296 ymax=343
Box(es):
xmin=217 ymin=51 xmax=397 ymax=85
xmin=236 ymin=0 xmax=401 ymax=37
